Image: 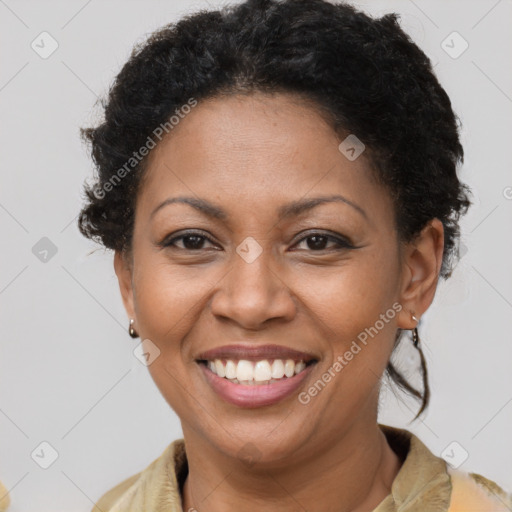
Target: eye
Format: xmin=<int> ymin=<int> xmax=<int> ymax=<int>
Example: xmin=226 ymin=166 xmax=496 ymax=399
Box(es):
xmin=292 ymin=231 xmax=354 ymax=252
xmin=160 ymin=229 xmax=355 ymax=253
xmin=161 ymin=230 xmax=218 ymax=251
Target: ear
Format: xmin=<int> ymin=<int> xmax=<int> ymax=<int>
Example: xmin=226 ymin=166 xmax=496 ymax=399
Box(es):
xmin=396 ymin=218 xmax=444 ymax=329
xmin=114 ymin=250 xmax=136 ymax=321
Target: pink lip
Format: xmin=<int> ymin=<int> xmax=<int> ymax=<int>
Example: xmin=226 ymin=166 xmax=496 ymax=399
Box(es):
xmin=198 ymin=361 xmax=316 ymax=408
xmin=195 ymin=343 xmax=318 ymax=363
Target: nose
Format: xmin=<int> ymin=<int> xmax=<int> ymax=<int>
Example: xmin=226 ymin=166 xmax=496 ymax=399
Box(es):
xmin=210 ymin=246 xmax=296 ymax=329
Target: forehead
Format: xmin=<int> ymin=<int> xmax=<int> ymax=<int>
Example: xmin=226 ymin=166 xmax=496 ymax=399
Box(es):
xmin=137 ymin=92 xmax=393 ymax=226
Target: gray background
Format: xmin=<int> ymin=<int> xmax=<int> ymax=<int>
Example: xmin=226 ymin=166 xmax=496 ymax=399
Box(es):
xmin=1 ymin=0 xmax=511 ymax=510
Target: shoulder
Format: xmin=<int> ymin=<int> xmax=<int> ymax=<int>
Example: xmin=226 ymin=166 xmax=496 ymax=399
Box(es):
xmin=0 ymin=479 xmax=10 ymax=512
xmin=91 ymin=439 xmax=187 ymax=512
xmin=378 ymin=424 xmax=512 ymax=512
xmin=92 ymin=472 xmax=141 ymax=511
xmin=447 ymin=466 xmax=512 ymax=512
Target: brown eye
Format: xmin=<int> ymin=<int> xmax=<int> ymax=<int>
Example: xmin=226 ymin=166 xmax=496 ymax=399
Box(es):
xmin=161 ymin=230 xmax=217 ymax=251
xmin=293 ymin=232 xmax=354 ymax=252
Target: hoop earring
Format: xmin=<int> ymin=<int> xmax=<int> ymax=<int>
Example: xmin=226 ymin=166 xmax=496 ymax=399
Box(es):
xmin=129 ymin=318 xmax=139 ymax=338
xmin=412 ymin=326 xmax=420 ymax=348
xmin=411 ymin=314 xmax=419 ymax=348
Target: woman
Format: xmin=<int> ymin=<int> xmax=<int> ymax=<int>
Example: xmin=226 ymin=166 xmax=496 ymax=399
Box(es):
xmin=78 ymin=0 xmax=511 ymax=510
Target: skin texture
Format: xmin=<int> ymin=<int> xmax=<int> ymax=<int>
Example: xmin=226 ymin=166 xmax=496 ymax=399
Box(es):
xmin=114 ymin=92 xmax=444 ymax=512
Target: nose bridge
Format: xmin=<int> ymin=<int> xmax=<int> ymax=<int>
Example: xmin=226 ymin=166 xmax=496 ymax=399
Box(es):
xmin=211 ymin=236 xmax=295 ymax=327
xmin=231 ymin=237 xmax=278 ymax=300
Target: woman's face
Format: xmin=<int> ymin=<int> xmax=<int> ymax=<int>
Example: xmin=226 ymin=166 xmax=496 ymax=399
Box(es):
xmin=115 ymin=92 xmax=433 ymax=464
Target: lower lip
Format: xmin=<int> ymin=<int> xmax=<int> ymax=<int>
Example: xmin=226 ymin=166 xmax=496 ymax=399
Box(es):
xmin=198 ymin=362 xmax=316 ymax=408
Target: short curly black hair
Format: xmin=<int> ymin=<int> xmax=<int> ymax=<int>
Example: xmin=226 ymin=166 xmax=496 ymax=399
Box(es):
xmin=78 ymin=0 xmax=471 ymax=419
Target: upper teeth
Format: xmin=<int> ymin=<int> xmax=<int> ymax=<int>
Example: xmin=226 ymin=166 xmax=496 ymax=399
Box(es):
xmin=207 ymin=359 xmax=307 ymax=382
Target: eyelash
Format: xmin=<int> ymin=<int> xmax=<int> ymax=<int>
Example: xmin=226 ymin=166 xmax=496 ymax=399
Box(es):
xmin=160 ymin=229 xmax=355 ymax=252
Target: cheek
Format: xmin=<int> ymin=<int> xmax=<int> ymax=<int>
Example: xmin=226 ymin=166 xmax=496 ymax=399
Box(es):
xmin=131 ymin=259 xmax=208 ymax=415
xmin=300 ymin=273 xmax=399 ymax=426
xmin=299 ymin=242 xmax=400 ymax=335
xmin=296 ymin=243 xmax=400 ymax=401
xmin=132 ymin=257 xmax=211 ymax=341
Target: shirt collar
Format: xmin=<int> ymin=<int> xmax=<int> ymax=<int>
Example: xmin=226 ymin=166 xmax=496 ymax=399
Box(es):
xmin=121 ymin=423 xmax=451 ymax=512
xmin=374 ymin=423 xmax=451 ymax=512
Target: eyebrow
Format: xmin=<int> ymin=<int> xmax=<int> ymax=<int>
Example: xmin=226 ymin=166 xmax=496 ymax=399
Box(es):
xmin=150 ymin=194 xmax=367 ymax=222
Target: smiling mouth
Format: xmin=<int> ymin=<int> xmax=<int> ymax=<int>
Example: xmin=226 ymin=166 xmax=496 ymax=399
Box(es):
xmin=196 ymin=358 xmax=318 ymax=385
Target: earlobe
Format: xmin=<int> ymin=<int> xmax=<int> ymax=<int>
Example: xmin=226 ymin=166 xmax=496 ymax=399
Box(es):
xmin=114 ymin=250 xmax=136 ymax=320
xmin=397 ymin=219 xmax=444 ymax=329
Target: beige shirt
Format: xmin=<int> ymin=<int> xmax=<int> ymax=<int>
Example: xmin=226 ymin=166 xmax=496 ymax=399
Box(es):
xmin=91 ymin=424 xmax=512 ymax=511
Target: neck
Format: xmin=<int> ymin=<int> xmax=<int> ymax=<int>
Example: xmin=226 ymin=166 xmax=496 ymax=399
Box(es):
xmin=182 ymin=421 xmax=402 ymax=512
